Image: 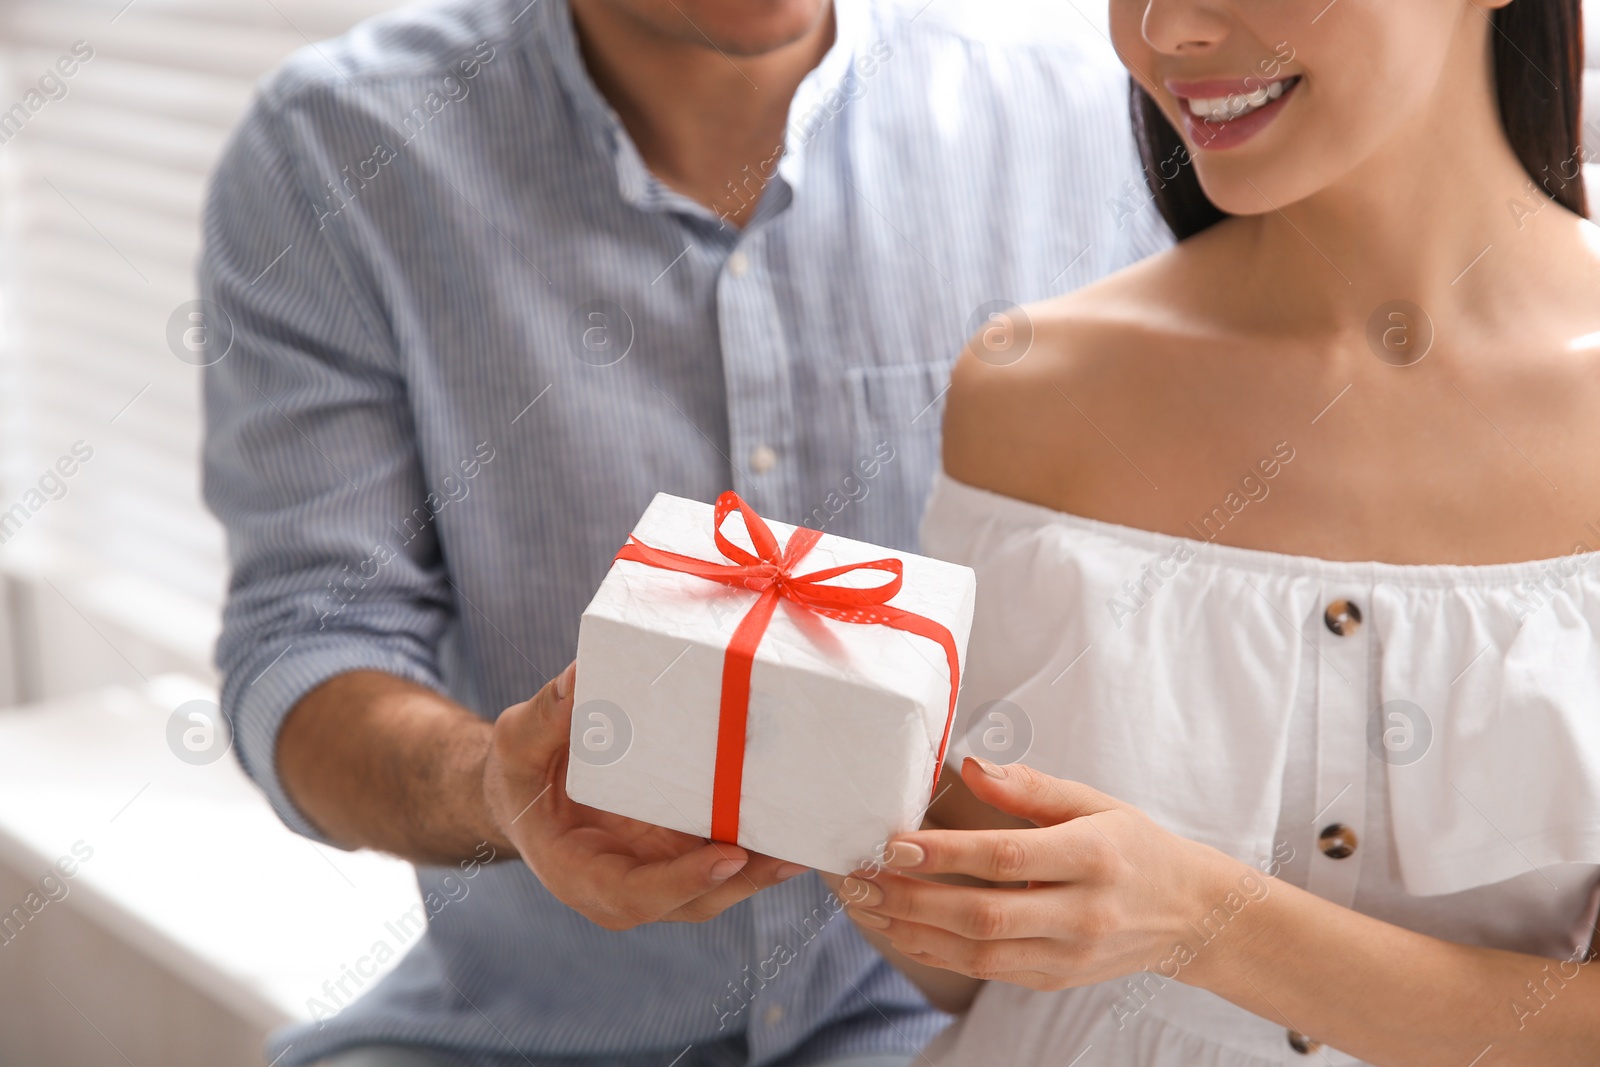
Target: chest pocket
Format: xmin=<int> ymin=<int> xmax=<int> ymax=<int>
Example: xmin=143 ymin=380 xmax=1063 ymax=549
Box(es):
xmin=841 ymin=361 xmax=952 ymax=548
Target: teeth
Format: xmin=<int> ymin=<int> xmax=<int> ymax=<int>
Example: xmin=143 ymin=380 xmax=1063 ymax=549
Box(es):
xmin=1188 ymin=78 xmax=1289 ymax=123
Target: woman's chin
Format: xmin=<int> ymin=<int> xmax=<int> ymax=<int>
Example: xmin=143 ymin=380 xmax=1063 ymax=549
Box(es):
xmin=1191 ymin=164 xmax=1330 ymax=221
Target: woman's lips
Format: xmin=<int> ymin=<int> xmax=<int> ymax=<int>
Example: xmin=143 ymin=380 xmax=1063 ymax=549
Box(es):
xmin=1168 ymin=75 xmax=1301 ymax=152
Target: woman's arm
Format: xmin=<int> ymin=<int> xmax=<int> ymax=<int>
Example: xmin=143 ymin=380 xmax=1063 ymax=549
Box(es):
xmin=830 ymin=766 xmax=1034 ymax=1012
xmin=1190 ymin=870 xmax=1597 ymax=1065
xmin=846 ymin=758 xmax=1599 ymax=1066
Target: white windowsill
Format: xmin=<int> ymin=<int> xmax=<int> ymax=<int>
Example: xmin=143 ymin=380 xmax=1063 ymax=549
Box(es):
xmin=0 ymin=675 xmax=421 ymax=1033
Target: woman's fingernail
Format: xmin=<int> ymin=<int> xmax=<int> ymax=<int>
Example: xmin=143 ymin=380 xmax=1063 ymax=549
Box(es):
xmin=885 ymin=842 xmax=926 ymax=869
xmin=710 ymin=858 xmax=746 ymax=881
xmin=851 ymin=908 xmax=890 ymax=929
xmin=968 ymin=755 xmax=1008 ymax=779
xmin=555 ymin=661 xmax=577 ymax=701
xmin=775 ymin=863 xmax=808 ymax=881
xmin=841 ymin=877 xmax=885 ymax=907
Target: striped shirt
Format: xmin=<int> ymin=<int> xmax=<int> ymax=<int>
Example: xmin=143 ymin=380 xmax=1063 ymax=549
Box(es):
xmin=199 ymin=0 xmax=1168 ymax=1063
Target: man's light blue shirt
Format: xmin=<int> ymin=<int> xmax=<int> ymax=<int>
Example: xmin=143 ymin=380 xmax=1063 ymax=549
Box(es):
xmin=200 ymin=0 xmax=1168 ymax=1063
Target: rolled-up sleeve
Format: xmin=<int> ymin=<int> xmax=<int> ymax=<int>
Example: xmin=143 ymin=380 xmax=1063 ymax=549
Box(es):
xmin=200 ymin=98 xmax=453 ymax=843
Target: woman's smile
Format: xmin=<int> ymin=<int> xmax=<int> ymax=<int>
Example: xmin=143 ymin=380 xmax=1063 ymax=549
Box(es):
xmin=1167 ymin=74 xmax=1302 ymax=150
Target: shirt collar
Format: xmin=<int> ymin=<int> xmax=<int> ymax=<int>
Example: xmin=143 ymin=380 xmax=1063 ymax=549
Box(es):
xmin=535 ymin=0 xmax=874 ymax=219
xmin=535 ymin=0 xmax=633 ymax=165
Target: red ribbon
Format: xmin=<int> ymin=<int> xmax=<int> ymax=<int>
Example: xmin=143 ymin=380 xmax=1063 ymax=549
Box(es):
xmin=614 ymin=492 xmax=961 ymax=844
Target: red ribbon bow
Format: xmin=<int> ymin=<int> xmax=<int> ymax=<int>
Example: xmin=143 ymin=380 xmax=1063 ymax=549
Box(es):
xmin=615 ymin=492 xmax=962 ymax=844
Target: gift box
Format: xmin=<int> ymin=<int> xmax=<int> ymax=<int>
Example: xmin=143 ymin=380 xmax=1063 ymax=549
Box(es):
xmin=566 ymin=491 xmax=975 ymax=875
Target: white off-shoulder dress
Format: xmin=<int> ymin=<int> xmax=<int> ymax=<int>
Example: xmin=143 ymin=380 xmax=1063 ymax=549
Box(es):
xmin=918 ymin=472 xmax=1600 ymax=1067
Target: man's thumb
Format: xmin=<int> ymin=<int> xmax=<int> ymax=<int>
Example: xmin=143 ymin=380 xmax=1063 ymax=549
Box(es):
xmin=553 ymin=661 xmax=576 ymax=702
xmin=498 ymin=661 xmax=577 ymax=756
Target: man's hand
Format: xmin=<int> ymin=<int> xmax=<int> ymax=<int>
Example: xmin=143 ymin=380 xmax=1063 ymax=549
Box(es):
xmin=483 ymin=662 xmax=806 ymax=930
xmin=277 ymin=666 xmax=804 ymax=931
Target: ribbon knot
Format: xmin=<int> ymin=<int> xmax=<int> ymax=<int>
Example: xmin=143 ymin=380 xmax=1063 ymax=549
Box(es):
xmin=614 ymin=491 xmax=960 ymax=844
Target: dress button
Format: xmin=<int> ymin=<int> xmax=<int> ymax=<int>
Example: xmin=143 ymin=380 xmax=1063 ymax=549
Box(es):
xmin=763 ymin=1003 xmax=785 ymax=1026
xmin=749 ymin=444 xmax=777 ymax=474
xmin=1318 ymin=823 xmax=1358 ymax=859
xmin=726 ymin=251 xmax=750 ymax=277
xmin=1288 ymin=1029 xmax=1322 ymax=1054
xmin=1323 ymin=599 xmax=1362 ymax=636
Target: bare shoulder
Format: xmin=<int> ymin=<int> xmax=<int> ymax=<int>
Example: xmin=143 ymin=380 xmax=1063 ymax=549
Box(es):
xmin=943 ymin=235 xmax=1219 ymax=504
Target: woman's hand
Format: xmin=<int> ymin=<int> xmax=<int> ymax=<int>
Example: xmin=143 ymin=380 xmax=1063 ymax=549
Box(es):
xmin=841 ymin=756 xmax=1250 ymax=991
xmin=844 ymin=759 xmax=1600 ymax=1064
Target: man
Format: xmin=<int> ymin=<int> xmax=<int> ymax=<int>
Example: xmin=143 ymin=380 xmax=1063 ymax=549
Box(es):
xmin=200 ymin=0 xmax=1166 ymax=1063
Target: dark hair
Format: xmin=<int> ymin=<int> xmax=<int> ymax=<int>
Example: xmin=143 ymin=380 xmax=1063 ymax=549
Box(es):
xmin=1132 ymin=0 xmax=1589 ymax=240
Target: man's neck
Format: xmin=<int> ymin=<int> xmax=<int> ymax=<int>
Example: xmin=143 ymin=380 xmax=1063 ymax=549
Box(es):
xmin=569 ymin=0 xmax=835 ymax=229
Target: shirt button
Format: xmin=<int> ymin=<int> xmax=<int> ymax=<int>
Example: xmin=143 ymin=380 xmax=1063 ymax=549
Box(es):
xmin=1318 ymin=823 xmax=1358 ymax=859
xmin=726 ymin=251 xmax=750 ymax=277
xmin=763 ymin=1003 xmax=785 ymax=1026
xmin=1288 ymin=1029 xmax=1322 ymax=1054
xmin=749 ymin=444 xmax=777 ymax=474
xmin=1323 ymin=599 xmax=1362 ymax=636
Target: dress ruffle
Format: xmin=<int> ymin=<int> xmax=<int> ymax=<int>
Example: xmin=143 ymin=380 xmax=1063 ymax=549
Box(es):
xmin=924 ymin=474 xmax=1600 ymax=896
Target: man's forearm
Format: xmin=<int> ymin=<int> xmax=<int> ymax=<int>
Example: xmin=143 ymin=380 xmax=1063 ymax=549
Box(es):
xmin=277 ymin=670 xmax=515 ymax=864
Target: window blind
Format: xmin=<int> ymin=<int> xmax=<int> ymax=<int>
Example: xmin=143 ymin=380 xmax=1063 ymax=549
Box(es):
xmin=0 ymin=0 xmax=399 ymax=676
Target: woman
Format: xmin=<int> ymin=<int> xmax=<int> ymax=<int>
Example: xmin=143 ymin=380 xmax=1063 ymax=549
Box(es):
xmin=832 ymin=0 xmax=1600 ymax=1063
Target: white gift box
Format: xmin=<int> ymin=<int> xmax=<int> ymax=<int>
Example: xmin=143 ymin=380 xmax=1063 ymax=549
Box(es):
xmin=566 ymin=492 xmax=975 ymax=875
